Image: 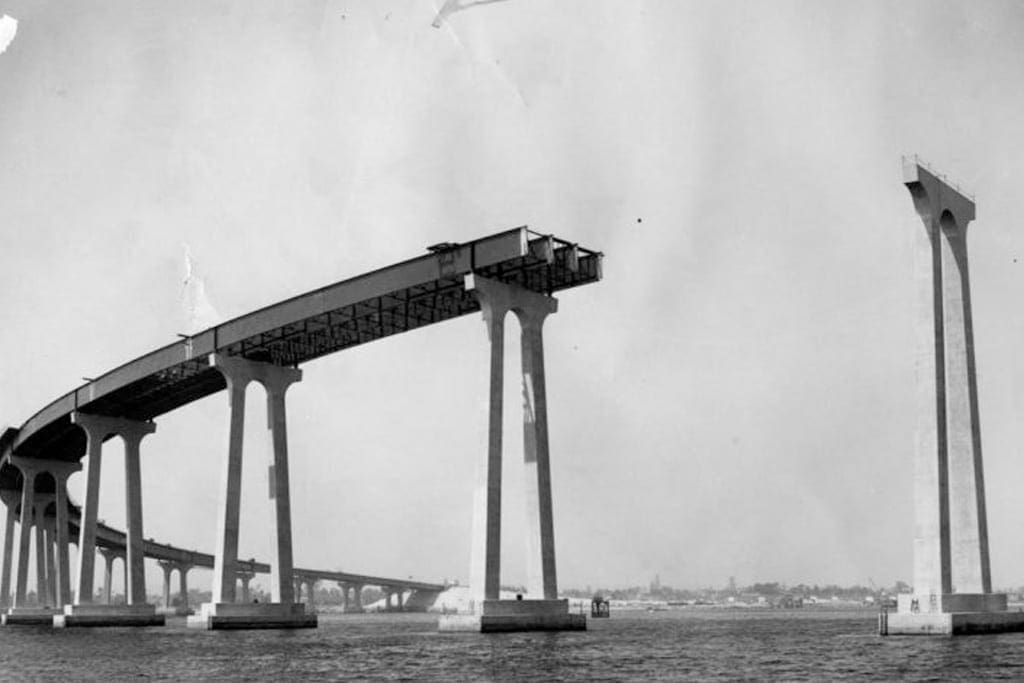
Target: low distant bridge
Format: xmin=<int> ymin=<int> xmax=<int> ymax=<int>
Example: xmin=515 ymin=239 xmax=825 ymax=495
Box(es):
xmin=0 ymin=226 xmax=602 ymax=629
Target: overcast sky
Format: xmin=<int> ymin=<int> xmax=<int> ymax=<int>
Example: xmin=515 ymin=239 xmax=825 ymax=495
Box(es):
xmin=3 ymin=1 xmax=1024 ymax=597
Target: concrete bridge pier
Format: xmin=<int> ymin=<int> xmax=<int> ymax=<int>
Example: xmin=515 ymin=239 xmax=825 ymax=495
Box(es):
xmin=4 ymin=458 xmax=79 ymax=625
xmin=0 ymin=496 xmax=14 ymax=609
xmin=339 ymin=582 xmax=365 ymax=613
xmin=882 ymin=160 xmax=1024 ymax=635
xmin=188 ymin=355 xmax=315 ymax=630
xmin=304 ymin=579 xmax=317 ymax=613
xmin=43 ymin=515 xmax=57 ymax=608
xmin=343 ymin=582 xmax=364 ymax=613
xmin=98 ymin=547 xmax=124 ymax=605
xmin=55 ymin=413 xmax=163 ymax=628
xmin=237 ymin=569 xmax=254 ymax=603
xmin=32 ymin=496 xmax=51 ymax=606
xmin=179 ymin=564 xmax=191 ymax=612
xmin=440 ymin=275 xmax=584 ymax=633
xmin=158 ymin=561 xmax=193 ymax=616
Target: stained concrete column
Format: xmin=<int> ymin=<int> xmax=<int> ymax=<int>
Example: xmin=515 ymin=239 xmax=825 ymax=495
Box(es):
xmin=904 ymin=160 xmax=988 ymax=603
xmin=262 ymin=368 xmax=301 ymax=605
xmin=98 ymin=548 xmax=120 ymax=606
xmin=305 ymin=580 xmax=316 ymax=612
xmin=119 ymin=423 xmax=156 ymax=605
xmin=12 ymin=469 xmax=36 ymax=608
xmin=50 ymin=465 xmax=79 ymax=608
xmin=340 ymin=583 xmax=349 ymax=611
xmin=43 ymin=521 xmax=57 ymax=607
xmin=9 ymin=458 xmax=83 ymax=610
xmin=0 ymin=498 xmax=14 ymax=608
xmin=208 ymin=354 xmax=302 ymax=606
xmin=159 ymin=561 xmax=173 ymax=608
xmin=466 ymin=274 xmax=561 ymax=603
xmin=237 ymin=570 xmax=253 ymax=602
xmin=71 ymin=413 xmax=105 ymax=605
xmin=179 ymin=565 xmax=189 ymax=609
xmin=32 ymin=500 xmax=47 ymax=605
xmin=465 ymin=275 xmax=512 ymax=602
xmin=939 ymin=216 xmax=991 ymax=594
xmin=354 ymin=584 xmax=363 ymax=611
xmin=516 ymin=301 xmax=559 ymax=600
xmin=396 ymin=589 xmax=404 ymax=611
xmin=209 ymin=356 xmax=248 ymax=605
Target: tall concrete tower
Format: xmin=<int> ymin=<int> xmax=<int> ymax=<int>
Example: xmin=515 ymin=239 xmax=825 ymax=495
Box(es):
xmin=882 ymin=159 xmax=1024 ymax=635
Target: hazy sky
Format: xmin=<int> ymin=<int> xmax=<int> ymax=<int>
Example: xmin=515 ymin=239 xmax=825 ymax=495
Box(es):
xmin=3 ymin=1 xmax=1024 ymax=596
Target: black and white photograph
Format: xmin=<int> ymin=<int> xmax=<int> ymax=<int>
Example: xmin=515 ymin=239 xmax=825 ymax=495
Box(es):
xmin=2 ymin=1 xmax=1024 ymax=679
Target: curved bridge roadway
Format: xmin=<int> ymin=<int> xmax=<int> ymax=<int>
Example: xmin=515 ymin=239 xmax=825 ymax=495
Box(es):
xmin=0 ymin=226 xmax=602 ymax=628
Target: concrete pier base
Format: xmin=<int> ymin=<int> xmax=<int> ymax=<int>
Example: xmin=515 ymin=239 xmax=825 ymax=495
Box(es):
xmin=186 ymin=602 xmax=317 ymax=630
xmin=439 ymin=599 xmax=586 ymax=633
xmin=54 ymin=603 xmax=165 ymax=628
xmin=880 ymin=593 xmax=1024 ymax=635
xmin=2 ymin=607 xmax=59 ymax=626
xmin=881 ymin=609 xmax=1024 ymax=635
xmin=157 ymin=606 xmax=194 ymax=617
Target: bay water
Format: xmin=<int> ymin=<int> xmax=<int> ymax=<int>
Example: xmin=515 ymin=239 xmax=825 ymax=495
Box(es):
xmin=1 ymin=608 xmax=1020 ymax=680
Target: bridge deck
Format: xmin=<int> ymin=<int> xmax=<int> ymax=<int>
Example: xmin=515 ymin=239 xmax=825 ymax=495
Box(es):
xmin=292 ymin=568 xmax=445 ymax=592
xmin=6 ymin=227 xmax=601 ymax=463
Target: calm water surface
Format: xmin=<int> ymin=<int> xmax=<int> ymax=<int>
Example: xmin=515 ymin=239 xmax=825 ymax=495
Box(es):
xmin=2 ymin=608 xmax=1023 ymax=681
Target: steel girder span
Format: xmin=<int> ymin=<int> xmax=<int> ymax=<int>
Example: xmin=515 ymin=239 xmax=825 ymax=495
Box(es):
xmin=0 ymin=226 xmax=601 ymax=599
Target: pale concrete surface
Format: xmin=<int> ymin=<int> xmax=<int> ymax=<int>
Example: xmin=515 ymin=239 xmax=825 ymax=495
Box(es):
xmin=55 ymin=603 xmax=165 ymax=628
xmin=186 ymin=602 xmax=316 ymax=630
xmin=459 ymin=275 xmax=573 ymax=632
xmin=891 ymin=160 xmax=1002 ymax=636
xmin=3 ymin=607 xmax=59 ymax=626
xmin=882 ymin=610 xmax=1024 ymax=635
xmin=439 ymin=599 xmax=585 ymax=633
xmin=208 ymin=355 xmax=302 ymax=614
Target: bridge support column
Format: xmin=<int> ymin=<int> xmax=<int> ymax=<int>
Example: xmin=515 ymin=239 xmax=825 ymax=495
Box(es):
xmin=305 ymin=579 xmax=317 ymax=613
xmin=43 ymin=518 xmax=57 ymax=608
xmin=55 ymin=412 xmax=163 ymax=628
xmin=159 ymin=561 xmax=172 ymax=608
xmin=11 ymin=468 xmax=36 ymax=611
xmin=440 ymin=275 xmax=584 ymax=633
xmin=99 ymin=548 xmax=115 ymax=602
xmin=49 ymin=463 xmax=76 ymax=609
xmin=188 ymin=354 xmax=315 ymax=630
xmin=3 ymin=465 xmax=55 ymax=624
xmin=237 ymin=570 xmax=253 ymax=603
xmin=0 ymin=497 xmax=14 ymax=609
xmin=3 ymin=463 xmax=66 ymax=625
xmin=179 ymin=564 xmax=190 ymax=612
xmin=352 ymin=584 xmax=364 ymax=613
xmin=883 ymin=160 xmax=1024 ymax=635
xmin=32 ymin=497 xmax=50 ymax=606
xmin=157 ymin=561 xmax=193 ymax=616
xmin=98 ymin=548 xmax=122 ymax=605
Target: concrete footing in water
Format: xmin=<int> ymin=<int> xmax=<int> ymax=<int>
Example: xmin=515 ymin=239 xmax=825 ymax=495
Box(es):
xmin=3 ymin=607 xmax=60 ymax=626
xmin=157 ymin=606 xmax=194 ymax=617
xmin=186 ymin=602 xmax=317 ymax=630
xmin=439 ymin=599 xmax=586 ymax=633
xmin=879 ymin=593 xmax=1024 ymax=635
xmin=54 ymin=603 xmax=165 ymax=628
